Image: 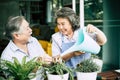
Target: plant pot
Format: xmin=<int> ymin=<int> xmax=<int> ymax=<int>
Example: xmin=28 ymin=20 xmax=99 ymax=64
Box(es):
xmin=93 ymin=58 xmax=103 ymax=73
xmin=76 ymin=72 xmax=97 ymax=80
xmin=31 ymin=68 xmax=45 ymax=80
xmin=47 ymin=72 xmax=69 ymax=80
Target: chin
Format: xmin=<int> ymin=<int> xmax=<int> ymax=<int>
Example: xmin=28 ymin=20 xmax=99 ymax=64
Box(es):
xmin=29 ymin=36 xmax=32 ymax=38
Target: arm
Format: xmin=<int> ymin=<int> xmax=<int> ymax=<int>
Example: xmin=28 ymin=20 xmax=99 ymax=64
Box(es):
xmin=52 ymin=34 xmax=62 ymax=56
xmin=86 ymin=24 xmax=107 ymax=45
xmin=33 ymin=37 xmax=52 ymax=63
xmin=62 ymin=51 xmax=84 ymax=61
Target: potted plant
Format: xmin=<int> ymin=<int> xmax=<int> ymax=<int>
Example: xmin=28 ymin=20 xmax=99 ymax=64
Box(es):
xmin=91 ymin=54 xmax=103 ymax=73
xmin=1 ymin=56 xmax=39 ymax=80
xmin=75 ymin=56 xmax=101 ymax=80
xmin=0 ymin=58 xmax=14 ymax=80
xmin=43 ymin=57 xmax=74 ymax=80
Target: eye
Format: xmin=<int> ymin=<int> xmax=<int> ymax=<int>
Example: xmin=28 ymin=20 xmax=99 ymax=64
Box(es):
xmin=27 ymin=26 xmax=30 ymax=30
xmin=57 ymin=23 xmax=60 ymax=26
xmin=62 ymin=24 xmax=64 ymax=26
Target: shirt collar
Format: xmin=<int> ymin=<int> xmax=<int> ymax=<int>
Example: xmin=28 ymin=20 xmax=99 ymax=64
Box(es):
xmin=62 ymin=29 xmax=79 ymax=41
xmin=10 ymin=37 xmax=33 ymax=52
xmin=10 ymin=40 xmax=19 ymax=52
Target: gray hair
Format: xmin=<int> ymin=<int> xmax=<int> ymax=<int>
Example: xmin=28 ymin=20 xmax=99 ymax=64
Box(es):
xmin=55 ymin=7 xmax=80 ymax=31
xmin=4 ymin=16 xmax=25 ymax=40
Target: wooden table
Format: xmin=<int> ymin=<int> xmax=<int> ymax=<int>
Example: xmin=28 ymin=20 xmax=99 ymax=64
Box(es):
xmin=97 ymin=70 xmax=120 ymax=80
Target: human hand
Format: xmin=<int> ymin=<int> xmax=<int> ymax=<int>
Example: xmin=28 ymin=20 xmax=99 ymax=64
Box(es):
xmin=44 ymin=54 xmax=52 ymax=64
xmin=52 ymin=55 xmax=62 ymax=63
xmin=86 ymin=24 xmax=97 ymax=33
xmin=37 ymin=54 xmax=52 ymax=64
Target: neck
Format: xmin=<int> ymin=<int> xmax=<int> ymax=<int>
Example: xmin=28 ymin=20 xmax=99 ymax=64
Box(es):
xmin=13 ymin=40 xmax=28 ymax=54
xmin=66 ymin=32 xmax=74 ymax=39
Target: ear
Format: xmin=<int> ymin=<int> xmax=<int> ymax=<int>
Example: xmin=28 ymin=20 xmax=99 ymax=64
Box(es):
xmin=13 ymin=33 xmax=20 ymax=39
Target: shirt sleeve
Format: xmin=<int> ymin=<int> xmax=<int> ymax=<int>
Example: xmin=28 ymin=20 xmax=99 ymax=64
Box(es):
xmin=52 ymin=33 xmax=62 ymax=56
xmin=31 ymin=37 xmax=47 ymax=56
xmin=87 ymin=32 xmax=97 ymax=41
xmin=1 ymin=50 xmax=13 ymax=63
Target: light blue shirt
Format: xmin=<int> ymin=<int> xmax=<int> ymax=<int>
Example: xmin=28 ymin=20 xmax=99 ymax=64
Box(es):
xmin=1 ymin=37 xmax=46 ymax=63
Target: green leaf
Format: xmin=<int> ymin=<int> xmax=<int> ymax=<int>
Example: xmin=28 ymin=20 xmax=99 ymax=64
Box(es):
xmin=21 ymin=56 xmax=27 ymax=65
xmin=1 ymin=57 xmax=39 ymax=80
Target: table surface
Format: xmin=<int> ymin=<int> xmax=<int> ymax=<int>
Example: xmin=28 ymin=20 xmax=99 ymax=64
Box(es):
xmin=97 ymin=70 xmax=120 ymax=80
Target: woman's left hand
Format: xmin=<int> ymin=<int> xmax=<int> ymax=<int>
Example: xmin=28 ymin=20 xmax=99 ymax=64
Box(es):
xmin=86 ymin=24 xmax=97 ymax=33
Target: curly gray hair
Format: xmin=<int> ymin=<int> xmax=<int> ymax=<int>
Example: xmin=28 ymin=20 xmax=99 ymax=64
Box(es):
xmin=55 ymin=7 xmax=80 ymax=31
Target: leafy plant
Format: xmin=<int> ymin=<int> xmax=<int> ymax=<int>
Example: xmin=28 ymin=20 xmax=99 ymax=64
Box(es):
xmin=91 ymin=54 xmax=100 ymax=59
xmin=75 ymin=58 xmax=100 ymax=72
xmin=0 ymin=58 xmax=14 ymax=80
xmin=43 ymin=58 xmax=74 ymax=80
xmin=1 ymin=56 xmax=39 ymax=80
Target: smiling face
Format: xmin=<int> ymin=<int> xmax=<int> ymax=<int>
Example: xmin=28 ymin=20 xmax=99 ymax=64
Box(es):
xmin=13 ymin=19 xmax=32 ymax=44
xmin=20 ymin=19 xmax=32 ymax=36
xmin=57 ymin=18 xmax=73 ymax=37
xmin=18 ymin=19 xmax=32 ymax=42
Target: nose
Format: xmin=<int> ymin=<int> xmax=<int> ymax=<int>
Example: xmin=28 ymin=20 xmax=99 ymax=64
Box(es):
xmin=59 ymin=25 xmax=63 ymax=29
xmin=29 ymin=27 xmax=32 ymax=32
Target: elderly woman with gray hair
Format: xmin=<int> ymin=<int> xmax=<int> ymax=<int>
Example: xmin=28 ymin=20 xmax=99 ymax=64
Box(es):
xmin=52 ymin=7 xmax=107 ymax=69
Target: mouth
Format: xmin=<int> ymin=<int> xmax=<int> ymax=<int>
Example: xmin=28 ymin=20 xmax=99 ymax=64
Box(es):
xmin=30 ymin=32 xmax=32 ymax=35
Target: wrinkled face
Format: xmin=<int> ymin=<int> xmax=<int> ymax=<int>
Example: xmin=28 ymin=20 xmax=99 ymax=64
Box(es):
xmin=15 ymin=19 xmax=32 ymax=43
xmin=57 ymin=18 xmax=73 ymax=36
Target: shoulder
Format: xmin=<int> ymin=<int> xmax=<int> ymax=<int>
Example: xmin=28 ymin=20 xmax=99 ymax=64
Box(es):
xmin=52 ymin=32 xmax=62 ymax=39
xmin=29 ymin=36 xmax=38 ymax=42
xmin=52 ymin=32 xmax=63 ymax=46
xmin=30 ymin=36 xmax=38 ymax=40
xmin=1 ymin=41 xmax=13 ymax=61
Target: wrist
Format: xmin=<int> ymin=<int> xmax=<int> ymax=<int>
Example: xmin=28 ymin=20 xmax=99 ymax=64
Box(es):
xmin=72 ymin=52 xmax=75 ymax=56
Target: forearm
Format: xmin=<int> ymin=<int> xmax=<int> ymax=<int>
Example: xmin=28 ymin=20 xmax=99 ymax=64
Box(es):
xmin=95 ymin=27 xmax=107 ymax=45
xmin=62 ymin=51 xmax=84 ymax=61
xmin=62 ymin=52 xmax=74 ymax=61
xmin=86 ymin=24 xmax=107 ymax=45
